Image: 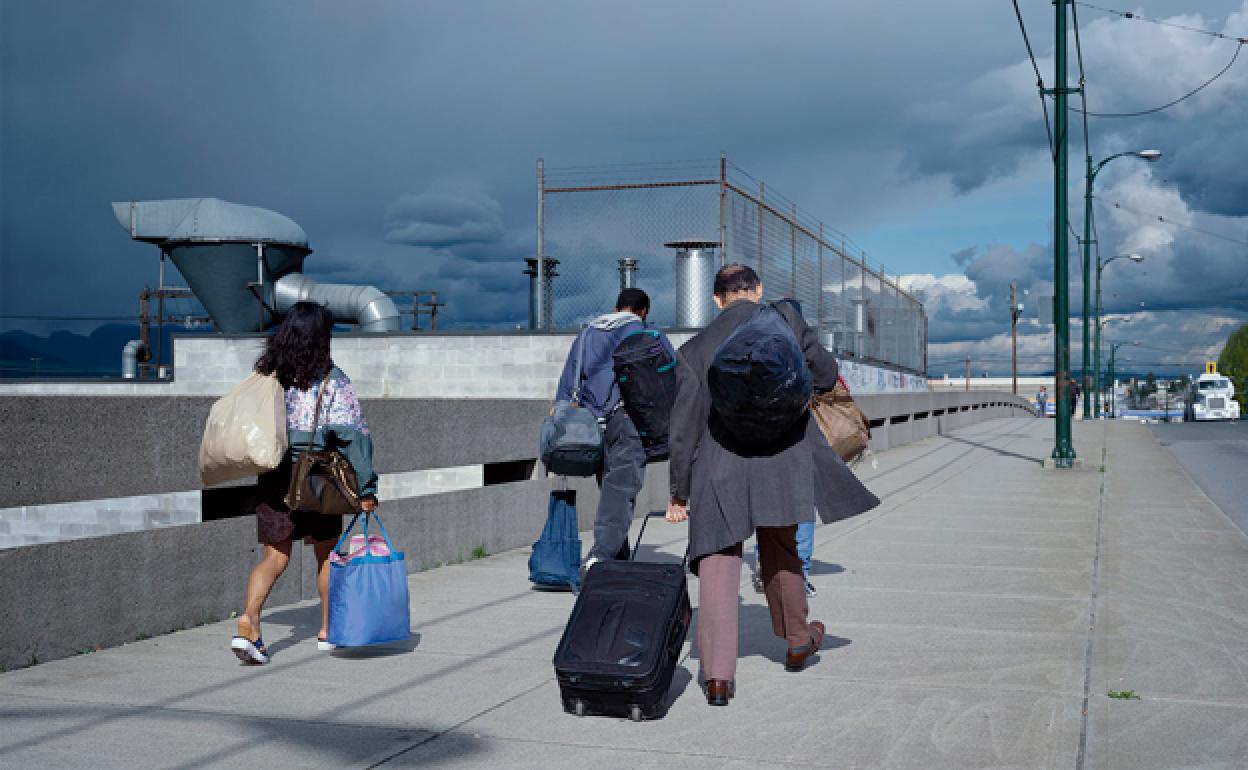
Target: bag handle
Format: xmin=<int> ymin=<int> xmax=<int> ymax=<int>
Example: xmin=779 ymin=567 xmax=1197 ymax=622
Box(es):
xmin=632 ymin=512 xmax=689 ymax=569
xmin=332 ymin=511 xmax=397 ymax=556
xmin=303 ymin=373 xmax=332 ymax=452
xmin=333 ymin=512 xmax=361 ymax=554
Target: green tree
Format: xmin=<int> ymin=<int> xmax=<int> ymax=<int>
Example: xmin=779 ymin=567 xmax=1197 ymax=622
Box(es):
xmin=1218 ymin=321 xmax=1248 ymax=413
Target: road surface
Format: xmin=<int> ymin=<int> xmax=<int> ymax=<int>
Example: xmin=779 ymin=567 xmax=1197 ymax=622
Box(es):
xmin=1149 ymin=420 xmax=1248 ymax=537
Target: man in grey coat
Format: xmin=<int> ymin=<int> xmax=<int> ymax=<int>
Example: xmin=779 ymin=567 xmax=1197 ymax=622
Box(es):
xmin=666 ymin=264 xmax=879 ymax=706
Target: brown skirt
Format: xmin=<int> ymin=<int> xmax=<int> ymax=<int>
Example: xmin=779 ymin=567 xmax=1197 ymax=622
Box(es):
xmin=255 ymin=456 xmax=344 ymax=546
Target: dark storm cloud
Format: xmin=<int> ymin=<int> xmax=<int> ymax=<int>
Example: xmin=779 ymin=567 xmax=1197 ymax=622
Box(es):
xmin=2 ymin=0 xmax=1245 ymax=360
xmin=384 ymin=189 xmax=507 ymax=251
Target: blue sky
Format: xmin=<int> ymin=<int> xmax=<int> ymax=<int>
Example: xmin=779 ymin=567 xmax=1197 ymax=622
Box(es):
xmin=2 ymin=0 xmax=1246 ymax=375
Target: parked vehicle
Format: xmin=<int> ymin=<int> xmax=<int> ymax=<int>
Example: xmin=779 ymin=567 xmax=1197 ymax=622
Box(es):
xmin=1185 ymin=364 xmax=1240 ymax=422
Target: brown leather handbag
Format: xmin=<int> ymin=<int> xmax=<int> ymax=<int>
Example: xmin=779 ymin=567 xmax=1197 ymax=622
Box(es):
xmin=811 ymin=378 xmax=871 ymax=463
xmin=285 ymin=375 xmax=362 ymax=515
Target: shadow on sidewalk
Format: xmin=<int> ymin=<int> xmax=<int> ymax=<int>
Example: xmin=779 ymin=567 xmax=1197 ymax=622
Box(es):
xmin=945 ymin=435 xmax=1043 ymax=466
xmin=686 ymin=603 xmax=853 ymax=673
xmin=251 ymin=603 xmax=421 ymax=658
xmin=808 ymin=560 xmax=846 ymax=577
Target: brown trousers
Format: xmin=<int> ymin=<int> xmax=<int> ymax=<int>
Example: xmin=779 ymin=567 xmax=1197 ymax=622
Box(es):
xmin=697 ymin=525 xmax=814 ymax=681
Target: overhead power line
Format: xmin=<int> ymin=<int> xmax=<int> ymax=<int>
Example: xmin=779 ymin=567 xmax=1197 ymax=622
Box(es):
xmin=1011 ymin=0 xmax=1056 ymax=158
xmin=1098 ymin=199 xmax=1248 ymax=247
xmin=1071 ymin=41 xmax=1244 ymax=118
xmin=1076 ymin=2 xmax=1248 ymax=44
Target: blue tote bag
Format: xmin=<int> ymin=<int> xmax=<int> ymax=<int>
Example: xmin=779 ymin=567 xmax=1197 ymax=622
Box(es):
xmin=327 ymin=512 xmax=411 ymax=647
xmin=528 ymin=490 xmax=582 ymax=591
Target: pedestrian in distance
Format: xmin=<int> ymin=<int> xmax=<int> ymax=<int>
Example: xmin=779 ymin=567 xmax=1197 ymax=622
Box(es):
xmin=665 ymin=264 xmax=879 ymax=707
xmin=1036 ymin=385 xmax=1048 ymax=417
xmin=553 ymin=288 xmax=676 ymax=577
xmin=231 ymin=302 xmax=379 ymax=665
xmin=1069 ymin=377 xmax=1080 ymax=418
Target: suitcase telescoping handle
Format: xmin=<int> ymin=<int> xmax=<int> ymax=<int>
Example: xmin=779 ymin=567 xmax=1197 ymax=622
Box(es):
xmin=631 ymin=512 xmax=689 ymax=568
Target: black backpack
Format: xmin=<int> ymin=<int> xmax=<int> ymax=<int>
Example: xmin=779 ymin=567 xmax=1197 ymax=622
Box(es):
xmin=708 ymin=303 xmax=813 ymax=446
xmin=612 ymin=328 xmax=677 ymax=462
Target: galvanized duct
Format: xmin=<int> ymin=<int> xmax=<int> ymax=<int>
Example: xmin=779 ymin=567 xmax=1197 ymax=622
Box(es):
xmin=113 ymin=198 xmax=400 ymax=333
xmin=274 ymin=274 xmax=400 ymax=333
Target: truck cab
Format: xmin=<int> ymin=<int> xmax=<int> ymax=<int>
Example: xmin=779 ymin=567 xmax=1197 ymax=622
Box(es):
xmin=1187 ymin=363 xmax=1241 ymax=422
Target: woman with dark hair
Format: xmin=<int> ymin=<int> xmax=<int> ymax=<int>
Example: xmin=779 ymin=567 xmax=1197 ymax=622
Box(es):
xmin=230 ymin=301 xmax=379 ymax=664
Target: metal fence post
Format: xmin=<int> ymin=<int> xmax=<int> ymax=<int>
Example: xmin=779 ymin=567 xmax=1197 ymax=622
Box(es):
xmin=536 ymin=157 xmax=546 ymax=330
xmin=790 ymin=204 xmax=798 ymax=298
xmin=818 ymin=223 xmax=824 ymax=331
xmin=757 ymin=181 xmax=765 ymax=280
xmin=719 ymin=153 xmax=727 ymax=265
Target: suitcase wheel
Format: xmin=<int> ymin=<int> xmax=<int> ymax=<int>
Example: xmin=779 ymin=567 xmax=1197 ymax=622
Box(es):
xmin=629 ymin=705 xmax=643 ymax=722
xmin=574 ymin=699 xmax=586 ymax=718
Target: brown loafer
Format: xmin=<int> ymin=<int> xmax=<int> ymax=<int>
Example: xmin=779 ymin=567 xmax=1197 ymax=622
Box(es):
xmin=705 ymin=679 xmax=735 ymax=706
xmin=784 ymin=621 xmax=826 ymax=672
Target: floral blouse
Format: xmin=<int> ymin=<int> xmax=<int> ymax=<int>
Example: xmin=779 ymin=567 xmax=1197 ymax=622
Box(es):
xmin=284 ymin=365 xmax=378 ymax=496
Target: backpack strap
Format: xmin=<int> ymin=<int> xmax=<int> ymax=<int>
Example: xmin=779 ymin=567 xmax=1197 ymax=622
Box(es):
xmin=303 ymin=373 xmax=332 ymax=451
xmin=570 ymin=329 xmax=588 ymax=405
xmin=769 ymin=299 xmax=806 ymax=337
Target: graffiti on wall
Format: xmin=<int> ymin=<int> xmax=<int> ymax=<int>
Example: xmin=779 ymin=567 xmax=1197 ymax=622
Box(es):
xmin=838 ymin=359 xmax=928 ymax=395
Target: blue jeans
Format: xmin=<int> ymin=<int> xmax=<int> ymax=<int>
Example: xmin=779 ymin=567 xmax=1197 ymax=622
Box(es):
xmin=755 ymin=519 xmax=814 ymax=576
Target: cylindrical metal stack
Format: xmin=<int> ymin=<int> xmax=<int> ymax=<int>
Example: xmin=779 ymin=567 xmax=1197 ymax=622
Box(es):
xmin=666 ymin=239 xmax=719 ymax=328
xmin=618 ymin=257 xmax=638 ymax=290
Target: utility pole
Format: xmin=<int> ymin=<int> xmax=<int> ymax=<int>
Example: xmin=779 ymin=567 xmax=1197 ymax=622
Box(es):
xmin=1045 ymin=0 xmax=1077 ymax=467
xmin=965 ymin=355 xmax=971 ymax=392
xmin=1082 ymin=155 xmax=1094 ymax=419
xmin=1011 ymin=281 xmax=1020 ymax=396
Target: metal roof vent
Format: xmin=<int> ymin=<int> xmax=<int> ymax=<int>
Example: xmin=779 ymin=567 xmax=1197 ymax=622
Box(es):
xmin=665 ymin=239 xmax=719 ymax=328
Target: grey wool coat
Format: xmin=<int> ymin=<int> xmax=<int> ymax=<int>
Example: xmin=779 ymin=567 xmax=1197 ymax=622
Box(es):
xmin=668 ymin=299 xmax=881 ymax=570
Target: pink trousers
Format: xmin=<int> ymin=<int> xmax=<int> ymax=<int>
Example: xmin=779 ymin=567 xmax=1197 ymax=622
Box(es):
xmin=697 ymin=525 xmax=815 ymax=681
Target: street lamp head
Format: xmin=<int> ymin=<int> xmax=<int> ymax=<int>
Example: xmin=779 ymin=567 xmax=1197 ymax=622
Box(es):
xmin=1127 ymin=253 xmax=1145 ymax=263
xmin=1135 ymin=149 xmax=1162 ymax=161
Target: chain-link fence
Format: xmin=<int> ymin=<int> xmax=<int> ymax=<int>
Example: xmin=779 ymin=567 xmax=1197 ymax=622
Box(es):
xmin=539 ymin=157 xmax=926 ymax=374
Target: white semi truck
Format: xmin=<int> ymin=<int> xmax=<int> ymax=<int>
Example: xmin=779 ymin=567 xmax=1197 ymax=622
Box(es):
xmin=1186 ymin=363 xmax=1241 ymax=422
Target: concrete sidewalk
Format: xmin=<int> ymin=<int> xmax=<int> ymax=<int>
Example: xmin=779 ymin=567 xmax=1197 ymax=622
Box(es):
xmin=3 ymin=418 xmax=1247 ymax=769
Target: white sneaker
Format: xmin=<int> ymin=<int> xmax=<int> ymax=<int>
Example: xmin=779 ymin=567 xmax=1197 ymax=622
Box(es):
xmin=804 ymin=580 xmax=817 ymax=597
xmin=579 ymin=556 xmax=602 ymax=584
xmin=316 ymin=639 xmax=338 ymax=652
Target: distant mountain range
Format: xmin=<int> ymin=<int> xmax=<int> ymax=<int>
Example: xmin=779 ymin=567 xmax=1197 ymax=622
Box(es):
xmin=0 ymin=324 xmax=209 ymax=378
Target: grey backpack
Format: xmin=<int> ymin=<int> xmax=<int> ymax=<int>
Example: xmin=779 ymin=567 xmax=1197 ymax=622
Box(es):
xmin=540 ymin=332 xmax=605 ymax=476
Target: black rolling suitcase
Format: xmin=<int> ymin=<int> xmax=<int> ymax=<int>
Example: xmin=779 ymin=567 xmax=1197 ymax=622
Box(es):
xmin=553 ymin=513 xmax=691 ymax=721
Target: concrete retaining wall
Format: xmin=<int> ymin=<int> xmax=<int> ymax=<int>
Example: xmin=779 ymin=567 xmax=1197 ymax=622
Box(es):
xmin=0 ymin=390 xmax=1032 ymax=670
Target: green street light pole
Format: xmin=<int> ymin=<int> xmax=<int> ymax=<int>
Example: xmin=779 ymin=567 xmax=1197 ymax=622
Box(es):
xmin=1081 ymin=149 xmax=1159 ymax=418
xmin=1046 ymin=0 xmax=1076 ymax=467
xmin=1094 ymin=253 xmax=1144 ymax=417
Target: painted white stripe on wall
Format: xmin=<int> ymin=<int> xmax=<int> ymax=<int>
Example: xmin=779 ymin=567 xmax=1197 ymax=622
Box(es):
xmin=0 ymin=466 xmax=486 ymax=549
xmin=0 ymin=491 xmax=201 ymax=549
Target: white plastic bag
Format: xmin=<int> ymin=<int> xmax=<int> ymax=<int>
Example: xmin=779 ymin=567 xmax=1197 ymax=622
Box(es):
xmin=199 ymin=372 xmax=288 ymax=486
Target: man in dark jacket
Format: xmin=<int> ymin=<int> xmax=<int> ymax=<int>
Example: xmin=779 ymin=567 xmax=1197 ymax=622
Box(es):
xmin=666 ymin=264 xmax=879 ymax=706
xmin=555 ymin=288 xmax=676 ymax=573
